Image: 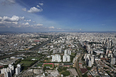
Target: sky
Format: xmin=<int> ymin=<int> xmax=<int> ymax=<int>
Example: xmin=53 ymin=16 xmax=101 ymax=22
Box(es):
xmin=0 ymin=0 xmax=116 ymax=32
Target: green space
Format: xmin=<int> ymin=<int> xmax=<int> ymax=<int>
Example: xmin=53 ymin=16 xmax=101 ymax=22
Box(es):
xmin=61 ymin=71 xmax=70 ymax=76
xmin=82 ymin=72 xmax=88 ymax=77
xmin=13 ymin=56 xmax=39 ymax=70
xmin=58 ymin=67 xmax=70 ymax=76
xmin=70 ymin=52 xmax=76 ymax=62
xmin=87 ymin=66 xmax=92 ymax=70
xmin=43 ymin=64 xmax=53 ymax=68
xmin=24 ymin=56 xmax=41 ymax=61
xmin=71 ymin=52 xmax=76 ymax=56
xmin=20 ymin=60 xmax=35 ymax=66
xmin=20 ymin=60 xmax=37 ymax=70
xmin=37 ymin=63 xmax=43 ymax=67
xmin=44 ymin=58 xmax=51 ymax=62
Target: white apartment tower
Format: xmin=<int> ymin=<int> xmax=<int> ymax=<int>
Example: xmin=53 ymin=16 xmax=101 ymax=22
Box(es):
xmin=63 ymin=50 xmax=71 ymax=62
xmin=15 ymin=64 xmax=21 ymax=75
xmin=1 ymin=64 xmax=14 ymax=77
xmin=51 ymin=54 xmax=61 ymax=62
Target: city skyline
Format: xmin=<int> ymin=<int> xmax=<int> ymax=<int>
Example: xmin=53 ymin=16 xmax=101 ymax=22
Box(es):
xmin=0 ymin=0 xmax=116 ymax=32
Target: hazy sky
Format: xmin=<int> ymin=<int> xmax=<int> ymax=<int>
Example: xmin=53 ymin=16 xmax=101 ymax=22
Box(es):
xmin=0 ymin=0 xmax=116 ymax=32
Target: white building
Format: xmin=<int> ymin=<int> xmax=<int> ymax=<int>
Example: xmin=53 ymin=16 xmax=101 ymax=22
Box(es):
xmin=1 ymin=64 xmax=14 ymax=77
xmin=63 ymin=54 xmax=70 ymax=62
xmin=88 ymin=59 xmax=92 ymax=67
xmin=63 ymin=50 xmax=70 ymax=62
xmin=59 ymin=48 xmax=62 ymax=53
xmin=15 ymin=64 xmax=21 ymax=75
xmin=1 ymin=68 xmax=9 ymax=77
xmin=91 ymin=55 xmax=95 ymax=65
xmin=64 ymin=50 xmax=71 ymax=55
xmin=111 ymin=58 xmax=115 ymax=65
xmin=84 ymin=54 xmax=94 ymax=67
xmin=94 ymin=51 xmax=104 ymax=55
xmin=87 ymin=44 xmax=91 ymax=54
xmin=108 ymin=53 xmax=113 ymax=58
xmin=51 ymin=54 xmax=61 ymax=62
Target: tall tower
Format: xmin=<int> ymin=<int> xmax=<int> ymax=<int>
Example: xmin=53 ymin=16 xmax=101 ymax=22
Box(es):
xmin=15 ymin=64 xmax=21 ymax=75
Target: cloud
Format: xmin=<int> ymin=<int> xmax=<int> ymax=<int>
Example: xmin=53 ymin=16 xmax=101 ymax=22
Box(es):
xmin=1 ymin=0 xmax=15 ymax=5
xmin=22 ymin=8 xmax=27 ymax=11
xmin=2 ymin=15 xmax=24 ymax=22
xmin=27 ymin=19 xmax=31 ymax=22
xmin=36 ymin=24 xmax=43 ymax=26
xmin=33 ymin=21 xmax=35 ymax=23
xmin=0 ymin=17 xmax=2 ymax=21
xmin=28 ymin=7 xmax=43 ymax=13
xmin=49 ymin=26 xmax=54 ymax=29
xmin=24 ymin=19 xmax=31 ymax=22
xmin=8 ymin=0 xmax=15 ymax=3
xmin=20 ymin=16 xmax=24 ymax=20
xmin=58 ymin=28 xmax=61 ymax=29
xmin=24 ymin=22 xmax=29 ymax=25
xmin=0 ymin=15 xmax=24 ymax=27
xmin=12 ymin=22 xmax=18 ymax=24
xmin=37 ymin=5 xmax=40 ymax=8
xmin=39 ymin=3 xmax=43 ymax=6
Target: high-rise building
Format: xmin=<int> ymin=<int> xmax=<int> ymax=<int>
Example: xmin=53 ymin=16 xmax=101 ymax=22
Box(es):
xmin=88 ymin=58 xmax=92 ymax=67
xmin=64 ymin=50 xmax=71 ymax=55
xmin=1 ymin=64 xmax=14 ymax=77
xmin=63 ymin=54 xmax=70 ymax=62
xmin=110 ymin=58 xmax=115 ymax=65
xmin=63 ymin=50 xmax=70 ymax=62
xmin=51 ymin=54 xmax=61 ymax=62
xmin=15 ymin=64 xmax=21 ymax=75
xmin=91 ymin=55 xmax=95 ymax=65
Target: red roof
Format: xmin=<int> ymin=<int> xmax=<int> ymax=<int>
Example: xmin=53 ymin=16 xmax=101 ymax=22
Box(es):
xmin=0 ymin=66 xmax=3 ymax=68
xmin=34 ymin=40 xmax=40 ymax=42
xmin=80 ymin=68 xmax=88 ymax=73
xmin=88 ymin=75 xmax=92 ymax=77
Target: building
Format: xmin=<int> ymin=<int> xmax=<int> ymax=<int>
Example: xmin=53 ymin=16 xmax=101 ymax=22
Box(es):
xmin=110 ymin=58 xmax=115 ymax=65
xmin=63 ymin=54 xmax=70 ymax=62
xmin=51 ymin=54 xmax=61 ymax=62
xmin=15 ymin=64 xmax=21 ymax=75
xmin=63 ymin=50 xmax=70 ymax=62
xmin=0 ymin=64 xmax=14 ymax=77
xmin=64 ymin=50 xmax=71 ymax=55
xmin=91 ymin=55 xmax=95 ymax=65
xmin=88 ymin=58 xmax=92 ymax=67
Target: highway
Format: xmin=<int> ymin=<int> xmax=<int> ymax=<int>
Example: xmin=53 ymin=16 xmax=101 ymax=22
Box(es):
xmin=74 ymin=53 xmax=82 ymax=77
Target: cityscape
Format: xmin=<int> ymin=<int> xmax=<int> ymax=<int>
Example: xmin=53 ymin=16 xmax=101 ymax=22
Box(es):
xmin=0 ymin=0 xmax=116 ymax=77
xmin=0 ymin=32 xmax=116 ymax=77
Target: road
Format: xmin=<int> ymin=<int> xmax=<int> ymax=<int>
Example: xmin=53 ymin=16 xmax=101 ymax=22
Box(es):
xmin=0 ymin=52 xmax=27 ymax=60
xmin=31 ymin=35 xmax=60 ymax=51
xmin=74 ymin=53 xmax=82 ymax=77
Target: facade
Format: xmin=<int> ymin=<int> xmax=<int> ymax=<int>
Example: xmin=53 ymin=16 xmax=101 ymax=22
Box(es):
xmin=88 ymin=59 xmax=92 ymax=67
xmin=51 ymin=54 xmax=61 ymax=62
xmin=110 ymin=58 xmax=115 ymax=65
xmin=63 ymin=54 xmax=70 ymax=62
xmin=15 ymin=64 xmax=21 ymax=75
xmin=63 ymin=50 xmax=71 ymax=62
xmin=64 ymin=50 xmax=71 ymax=55
xmin=1 ymin=64 xmax=14 ymax=77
